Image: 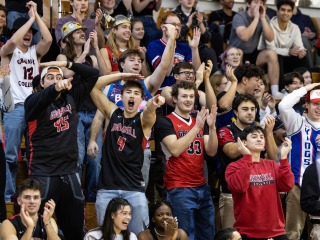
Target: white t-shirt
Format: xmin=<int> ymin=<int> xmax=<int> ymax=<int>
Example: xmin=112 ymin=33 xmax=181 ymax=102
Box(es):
xmin=84 ymin=228 xmax=138 ymax=240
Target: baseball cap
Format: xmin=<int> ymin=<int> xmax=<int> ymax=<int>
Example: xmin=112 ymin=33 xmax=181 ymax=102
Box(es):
xmin=306 ymin=89 xmax=320 ymax=103
xmin=11 ymin=17 xmax=38 ymax=35
xmin=40 ymin=66 xmax=63 ymax=80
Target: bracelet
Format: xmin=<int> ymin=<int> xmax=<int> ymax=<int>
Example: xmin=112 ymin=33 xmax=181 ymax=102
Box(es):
xmin=44 ymin=220 xmax=51 ymax=228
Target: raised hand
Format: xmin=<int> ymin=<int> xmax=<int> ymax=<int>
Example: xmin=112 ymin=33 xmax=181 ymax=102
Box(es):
xmin=188 ymin=28 xmax=201 ymax=49
xmin=120 ymin=72 xmax=145 ymax=81
xmin=90 ymin=30 xmax=99 ymax=50
xmin=204 ymin=60 xmax=213 ymax=81
xmin=162 ymin=23 xmax=177 ymax=40
xmin=280 ymin=137 xmax=292 ymax=159
xmin=164 ymin=217 xmax=179 ymax=240
xmin=42 ymin=199 xmax=56 ymax=225
xmin=83 ymin=37 xmax=91 ymax=56
xmin=152 ymin=94 xmax=165 ymax=107
xmin=206 ymin=104 xmax=217 ymax=128
xmin=304 ymin=82 xmax=320 ymax=92
xmin=195 ymin=107 xmax=209 ymax=131
xmin=55 ymin=77 xmax=73 ymax=91
xmin=20 ymin=204 xmax=35 ymax=229
xmin=95 ymin=8 xmax=103 ymax=26
xmin=237 ymin=137 xmax=251 ymax=155
xmin=195 ymin=62 xmax=205 ymax=85
xmin=264 ymin=115 xmax=275 ymax=133
xmin=226 ymin=65 xmax=237 ymax=82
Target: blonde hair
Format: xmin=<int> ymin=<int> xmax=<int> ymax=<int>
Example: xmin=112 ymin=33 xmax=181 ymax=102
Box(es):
xmin=107 ymin=26 xmax=135 ymax=58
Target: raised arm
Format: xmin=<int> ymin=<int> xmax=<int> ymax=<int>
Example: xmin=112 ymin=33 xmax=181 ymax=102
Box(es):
xmin=0 ymin=8 xmax=35 ymax=57
xmin=217 ymin=66 xmax=237 ymax=111
xmin=144 ymin=24 xmax=176 ymax=95
xmin=264 ymin=115 xmax=278 ymax=161
xmin=30 ymin=1 xmax=52 ymax=57
xmin=203 ymin=60 xmax=217 ymax=109
xmin=204 ymin=105 xmax=218 ymax=156
xmin=141 ymin=95 xmax=165 ymax=137
xmin=260 ymin=6 xmax=274 ymax=42
xmin=189 ymin=28 xmax=201 ymax=71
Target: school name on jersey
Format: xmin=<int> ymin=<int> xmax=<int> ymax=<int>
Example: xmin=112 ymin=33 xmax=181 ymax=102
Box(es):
xmin=50 ymin=104 xmax=72 ymax=120
xmin=16 ymin=58 xmax=36 ymax=65
xmin=111 ymin=123 xmax=136 ymax=138
xmin=250 ymin=173 xmax=274 ymax=186
xmin=178 ymin=130 xmax=203 ymax=138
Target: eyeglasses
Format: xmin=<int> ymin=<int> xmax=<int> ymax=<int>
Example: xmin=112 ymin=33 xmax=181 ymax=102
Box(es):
xmin=165 ymin=22 xmax=182 ymax=28
xmin=178 ymin=71 xmax=195 ymax=77
xmin=227 ymin=53 xmax=241 ymax=58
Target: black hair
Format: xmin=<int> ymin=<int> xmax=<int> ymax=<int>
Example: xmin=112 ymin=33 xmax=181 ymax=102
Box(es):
xmin=276 ymin=0 xmax=295 ymax=10
xmin=118 ymin=49 xmax=144 ymax=73
xmin=214 ymin=228 xmax=238 ymax=240
xmin=240 ymin=125 xmax=264 ymax=141
xmin=0 ymin=4 xmax=7 ymax=15
xmin=293 ymin=67 xmax=309 ymax=76
xmin=101 ymin=198 xmax=132 ymax=240
xmin=121 ymin=80 xmax=144 ymax=97
xmin=283 ymin=72 xmax=304 ymax=86
xmin=232 ymin=94 xmax=259 ymax=112
xmin=234 ymin=64 xmax=264 ymax=83
xmin=17 ymin=178 xmax=41 ymax=197
xmin=148 ymin=201 xmax=174 ymax=239
xmin=171 ymin=81 xmax=197 ymax=99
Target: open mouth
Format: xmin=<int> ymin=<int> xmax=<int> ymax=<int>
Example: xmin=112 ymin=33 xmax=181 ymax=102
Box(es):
xmin=128 ymin=100 xmax=134 ymax=109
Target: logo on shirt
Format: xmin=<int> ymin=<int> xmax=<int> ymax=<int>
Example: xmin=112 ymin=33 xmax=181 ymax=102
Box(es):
xmin=250 ymin=173 xmax=274 ymax=186
xmin=111 ymin=123 xmax=136 ymax=138
xmin=50 ymin=104 xmax=72 ymax=120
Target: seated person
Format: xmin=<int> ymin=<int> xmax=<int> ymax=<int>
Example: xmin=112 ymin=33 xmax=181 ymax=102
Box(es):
xmin=225 ymin=126 xmax=294 ymax=239
xmin=0 ymin=179 xmax=60 ymax=240
xmin=84 ymin=197 xmax=137 ymax=240
xmin=214 ymin=228 xmax=242 ymax=240
xmin=258 ymin=0 xmax=309 ymax=82
xmin=137 ymin=201 xmax=188 ymax=240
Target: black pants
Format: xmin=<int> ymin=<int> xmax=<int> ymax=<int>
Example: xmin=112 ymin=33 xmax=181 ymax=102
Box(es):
xmin=31 ymin=174 xmax=85 ymax=240
xmin=241 ymin=234 xmax=288 ymax=240
xmin=0 ymin=141 xmax=6 ymax=222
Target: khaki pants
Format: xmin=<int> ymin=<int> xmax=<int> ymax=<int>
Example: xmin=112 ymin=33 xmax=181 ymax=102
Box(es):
xmin=311 ymin=224 xmax=320 ymax=240
xmin=285 ymin=185 xmax=307 ymax=240
xmin=219 ymin=192 xmax=235 ymax=229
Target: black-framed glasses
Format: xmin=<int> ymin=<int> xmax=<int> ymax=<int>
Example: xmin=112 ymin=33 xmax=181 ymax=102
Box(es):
xmin=178 ymin=71 xmax=195 ymax=77
xmin=165 ymin=22 xmax=182 ymax=28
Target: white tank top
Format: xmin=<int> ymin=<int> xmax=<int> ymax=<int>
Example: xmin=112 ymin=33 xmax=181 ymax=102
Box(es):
xmin=9 ymin=45 xmax=39 ymax=104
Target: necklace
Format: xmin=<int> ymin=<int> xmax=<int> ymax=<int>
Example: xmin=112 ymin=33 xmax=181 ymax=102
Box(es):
xmin=154 ymin=228 xmax=165 ymax=238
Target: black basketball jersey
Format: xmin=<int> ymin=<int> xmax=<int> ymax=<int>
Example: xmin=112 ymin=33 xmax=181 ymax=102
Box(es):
xmin=99 ymin=108 xmax=147 ymax=192
xmin=9 ymin=214 xmax=47 ymax=239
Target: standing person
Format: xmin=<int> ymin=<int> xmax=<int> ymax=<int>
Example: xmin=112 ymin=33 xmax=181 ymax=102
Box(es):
xmin=0 ymin=179 xmax=60 ymax=239
xmin=146 ymin=11 xmax=201 ymax=91
xmin=0 ymin=4 xmax=10 ymax=50
xmin=55 ymin=0 xmax=105 ymax=54
xmin=57 ymin=21 xmax=108 ymax=202
xmin=24 ymin=61 xmax=99 ymax=239
xmin=0 ymin=1 xmax=52 ymax=202
xmin=132 ymin=0 xmax=162 ymax=45
xmin=300 ymin=151 xmax=320 ymax=240
xmin=137 ymin=201 xmax=188 ymax=240
xmin=156 ymin=81 xmax=218 ymax=240
xmin=229 ymin=0 xmax=282 ymax=99
xmin=91 ymin=77 xmax=165 ymax=234
xmin=225 ymin=126 xmax=294 ymax=239
xmin=217 ymin=94 xmax=277 ymax=229
xmin=84 ymin=198 xmax=138 ymax=240
xmin=5 ymin=0 xmax=42 ymax=45
xmin=278 ymin=82 xmax=320 ymax=240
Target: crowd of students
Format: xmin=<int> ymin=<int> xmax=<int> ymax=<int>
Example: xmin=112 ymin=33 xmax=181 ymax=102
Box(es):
xmin=0 ymin=0 xmax=319 ymax=239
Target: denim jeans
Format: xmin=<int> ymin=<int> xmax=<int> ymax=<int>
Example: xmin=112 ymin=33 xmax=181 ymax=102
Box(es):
xmin=95 ymin=189 xmax=149 ymax=235
xmin=4 ymin=104 xmax=26 ymax=201
xmin=165 ymin=185 xmax=215 ymax=240
xmin=77 ymin=111 xmax=103 ymax=202
xmin=31 ymin=174 xmax=85 ymax=240
xmin=142 ymin=148 xmax=151 ymax=189
xmin=134 ymin=16 xmax=162 ymax=46
xmin=7 ymin=11 xmax=41 ymax=45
